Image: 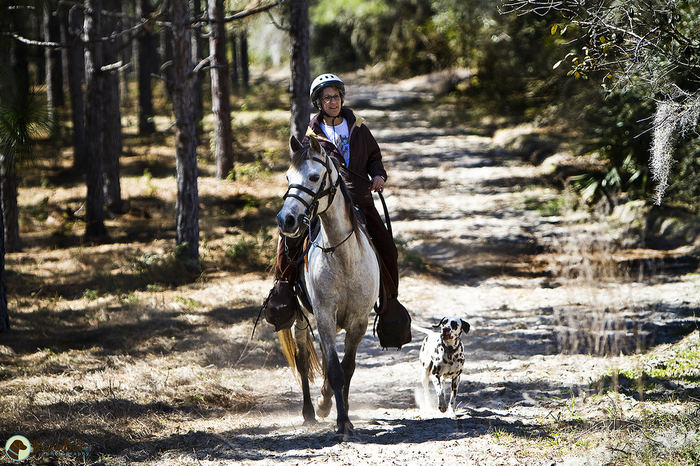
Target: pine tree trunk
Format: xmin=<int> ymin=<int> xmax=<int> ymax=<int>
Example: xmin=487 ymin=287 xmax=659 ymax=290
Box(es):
xmin=119 ymin=0 xmax=131 ymax=106
xmin=103 ymin=0 xmax=123 ymax=214
xmin=84 ymin=0 xmax=107 ymax=238
xmin=136 ymin=0 xmax=157 ymax=135
xmin=1 ymin=168 xmax=21 ymax=253
xmin=208 ymin=0 xmax=234 ymax=179
xmin=44 ymin=8 xmax=56 ymax=131
xmin=289 ymin=0 xmax=311 ymax=141
xmin=170 ymin=0 xmax=200 ymax=271
xmin=0 ymin=45 xmax=10 ymax=332
xmin=230 ymin=32 xmax=239 ymax=91
xmin=0 ymin=188 xmax=8 ymax=332
xmin=191 ymin=0 xmax=204 ymax=125
xmin=61 ymin=4 xmax=87 ymax=171
xmin=161 ymin=25 xmax=174 ymax=100
xmin=240 ymin=29 xmax=249 ymax=90
xmin=3 ymin=18 xmax=25 ymax=253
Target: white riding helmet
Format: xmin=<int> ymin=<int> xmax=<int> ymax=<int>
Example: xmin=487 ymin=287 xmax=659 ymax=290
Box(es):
xmin=310 ymin=73 xmax=345 ymax=110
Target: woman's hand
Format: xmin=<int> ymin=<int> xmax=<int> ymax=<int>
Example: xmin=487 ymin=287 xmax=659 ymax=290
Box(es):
xmin=371 ymin=175 xmax=385 ymax=193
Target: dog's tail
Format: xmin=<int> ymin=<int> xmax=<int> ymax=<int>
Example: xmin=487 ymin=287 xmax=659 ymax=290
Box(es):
xmin=411 ymin=322 xmax=435 ymax=335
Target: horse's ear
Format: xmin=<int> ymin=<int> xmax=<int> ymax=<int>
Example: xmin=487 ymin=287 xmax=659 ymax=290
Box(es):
xmin=308 ymin=135 xmax=322 ymax=155
xmin=289 ymin=135 xmax=303 ymax=157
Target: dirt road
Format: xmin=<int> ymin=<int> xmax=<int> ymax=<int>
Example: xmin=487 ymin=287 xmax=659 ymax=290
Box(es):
xmin=164 ymin=73 xmax=699 ymax=466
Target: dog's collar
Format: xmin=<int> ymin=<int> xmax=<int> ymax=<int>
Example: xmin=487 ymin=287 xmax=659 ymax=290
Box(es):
xmin=441 ymin=340 xmax=460 ymax=355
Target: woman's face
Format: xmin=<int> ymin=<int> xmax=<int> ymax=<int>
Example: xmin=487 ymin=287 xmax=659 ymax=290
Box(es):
xmin=320 ymin=86 xmax=342 ymax=119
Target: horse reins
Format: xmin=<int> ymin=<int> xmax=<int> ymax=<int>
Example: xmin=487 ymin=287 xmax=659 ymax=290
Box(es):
xmin=342 ymin=165 xmax=393 ymax=238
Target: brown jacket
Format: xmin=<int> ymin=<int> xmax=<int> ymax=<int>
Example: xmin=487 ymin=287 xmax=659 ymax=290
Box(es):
xmin=305 ymin=107 xmax=387 ymax=207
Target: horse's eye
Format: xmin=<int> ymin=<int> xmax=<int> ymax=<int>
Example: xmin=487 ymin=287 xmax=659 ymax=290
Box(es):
xmin=309 ymin=174 xmax=320 ymax=182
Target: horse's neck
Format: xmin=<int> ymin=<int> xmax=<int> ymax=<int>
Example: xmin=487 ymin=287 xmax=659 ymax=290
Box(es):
xmin=318 ymin=183 xmax=354 ymax=248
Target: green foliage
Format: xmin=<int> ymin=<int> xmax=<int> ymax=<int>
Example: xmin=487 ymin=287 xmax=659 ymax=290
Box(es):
xmin=0 ymin=75 xmax=51 ymax=172
xmin=503 ymin=0 xmax=700 ymax=209
xmin=657 ymin=133 xmax=700 ymax=209
xmin=311 ymin=0 xmax=457 ymax=76
xmin=225 ymin=230 xmax=274 ymax=270
xmin=570 ymin=87 xmax=652 ymax=206
xmin=470 ymin=10 xmax=580 ymax=116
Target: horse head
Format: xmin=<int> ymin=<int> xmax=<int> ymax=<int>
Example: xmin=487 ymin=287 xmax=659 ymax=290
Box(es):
xmin=277 ymin=135 xmax=338 ymax=237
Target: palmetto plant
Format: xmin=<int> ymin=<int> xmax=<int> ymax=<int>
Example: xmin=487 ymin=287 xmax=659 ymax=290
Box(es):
xmin=0 ymin=73 xmax=51 ymax=172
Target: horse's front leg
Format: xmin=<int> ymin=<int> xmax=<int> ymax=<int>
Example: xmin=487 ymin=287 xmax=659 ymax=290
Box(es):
xmin=329 ymin=353 xmax=352 ymax=435
xmin=316 ymin=324 xmax=352 ymax=435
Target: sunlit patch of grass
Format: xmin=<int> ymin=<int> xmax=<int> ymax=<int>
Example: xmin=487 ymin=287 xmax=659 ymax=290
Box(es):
xmin=224 ymin=230 xmax=275 ymax=270
xmin=234 ymin=161 xmax=272 ymax=182
xmin=395 ymin=236 xmax=425 ymax=271
xmin=644 ymin=345 xmax=700 ymax=384
xmin=523 ymin=195 xmax=566 ymax=216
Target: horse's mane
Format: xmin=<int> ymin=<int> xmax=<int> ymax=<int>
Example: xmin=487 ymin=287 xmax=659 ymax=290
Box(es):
xmin=290 ymin=143 xmax=360 ymax=234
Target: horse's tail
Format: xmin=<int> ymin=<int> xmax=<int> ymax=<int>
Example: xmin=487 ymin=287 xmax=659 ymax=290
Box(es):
xmin=278 ymin=327 xmax=321 ymax=384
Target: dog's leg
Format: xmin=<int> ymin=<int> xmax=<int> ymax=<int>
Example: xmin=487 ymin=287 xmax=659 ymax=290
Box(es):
xmin=448 ymin=374 xmax=460 ymax=417
xmin=422 ymin=365 xmax=433 ymax=409
xmin=430 ymin=374 xmax=447 ymax=413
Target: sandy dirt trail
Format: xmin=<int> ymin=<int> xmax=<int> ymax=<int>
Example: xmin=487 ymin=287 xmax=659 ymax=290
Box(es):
xmin=151 ymin=73 xmax=700 ymax=466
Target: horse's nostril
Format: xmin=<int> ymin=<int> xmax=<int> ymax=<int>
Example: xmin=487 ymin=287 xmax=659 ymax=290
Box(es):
xmin=284 ymin=214 xmax=296 ymax=228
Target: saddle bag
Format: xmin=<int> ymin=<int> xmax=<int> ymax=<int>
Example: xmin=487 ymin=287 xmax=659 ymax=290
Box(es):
xmin=263 ymin=280 xmax=300 ymax=332
xmin=375 ymin=296 xmax=412 ymax=350
xmin=374 ymin=255 xmax=412 ymax=350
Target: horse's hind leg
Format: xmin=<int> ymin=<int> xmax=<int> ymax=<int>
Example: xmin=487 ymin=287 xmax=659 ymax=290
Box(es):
xmin=295 ymin=327 xmax=316 ymax=425
xmin=339 ymin=325 xmax=366 ymax=412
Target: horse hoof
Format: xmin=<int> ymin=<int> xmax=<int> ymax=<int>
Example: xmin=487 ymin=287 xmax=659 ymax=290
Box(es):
xmin=336 ymin=421 xmax=354 ymax=441
xmin=316 ymin=397 xmax=332 ymax=418
xmin=303 ymin=417 xmax=317 ymax=427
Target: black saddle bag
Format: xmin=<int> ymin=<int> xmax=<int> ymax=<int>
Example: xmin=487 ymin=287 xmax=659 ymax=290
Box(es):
xmin=375 ymin=296 xmax=412 ymax=350
xmin=374 ymin=253 xmax=412 ymax=349
xmin=263 ymin=280 xmax=300 ymax=331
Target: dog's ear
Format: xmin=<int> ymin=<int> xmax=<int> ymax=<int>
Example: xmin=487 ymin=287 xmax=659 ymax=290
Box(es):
xmin=461 ymin=320 xmax=470 ymax=334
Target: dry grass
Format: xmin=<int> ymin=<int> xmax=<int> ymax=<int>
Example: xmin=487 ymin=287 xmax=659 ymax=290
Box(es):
xmin=0 ymin=98 xmax=296 ymax=463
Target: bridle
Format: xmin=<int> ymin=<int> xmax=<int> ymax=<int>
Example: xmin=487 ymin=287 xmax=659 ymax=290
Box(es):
xmin=283 ymin=153 xmax=355 ymax=255
xmin=284 ymin=154 xmax=339 ymax=225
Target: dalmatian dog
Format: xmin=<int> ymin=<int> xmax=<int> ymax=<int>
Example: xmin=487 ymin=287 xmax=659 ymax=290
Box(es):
xmin=415 ymin=317 xmax=470 ymax=415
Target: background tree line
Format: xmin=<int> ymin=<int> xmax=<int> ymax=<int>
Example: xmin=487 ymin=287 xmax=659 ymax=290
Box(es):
xmin=1 ymin=0 xmax=699 ymax=331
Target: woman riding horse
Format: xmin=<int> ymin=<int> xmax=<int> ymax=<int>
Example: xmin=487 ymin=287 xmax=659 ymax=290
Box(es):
xmin=264 ymin=73 xmax=402 ymax=334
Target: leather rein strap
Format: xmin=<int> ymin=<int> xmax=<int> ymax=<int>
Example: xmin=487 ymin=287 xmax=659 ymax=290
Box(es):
xmin=343 ymin=166 xmax=393 ymax=238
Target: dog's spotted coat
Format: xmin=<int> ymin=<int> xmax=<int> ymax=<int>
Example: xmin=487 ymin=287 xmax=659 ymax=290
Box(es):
xmin=419 ymin=317 xmax=470 ymax=414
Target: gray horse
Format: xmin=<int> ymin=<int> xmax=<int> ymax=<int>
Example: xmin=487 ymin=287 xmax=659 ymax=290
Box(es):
xmin=276 ymin=135 xmax=380 ymax=437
